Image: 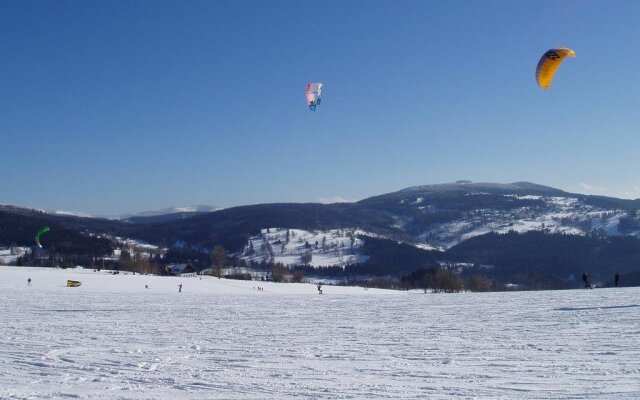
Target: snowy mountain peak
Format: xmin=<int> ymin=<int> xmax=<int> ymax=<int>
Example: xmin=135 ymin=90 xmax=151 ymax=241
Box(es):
xmin=116 ymin=205 xmax=221 ymax=220
xmin=396 ymin=181 xmax=563 ymax=195
xmin=49 ymin=210 xmax=94 ymax=218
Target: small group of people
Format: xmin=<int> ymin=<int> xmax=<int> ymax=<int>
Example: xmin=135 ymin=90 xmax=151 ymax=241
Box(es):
xmin=582 ymin=272 xmax=621 ymax=289
xmin=254 ymin=286 xmax=264 ymax=291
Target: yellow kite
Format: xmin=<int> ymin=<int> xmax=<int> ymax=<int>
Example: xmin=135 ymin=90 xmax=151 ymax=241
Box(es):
xmin=536 ymin=48 xmax=575 ymax=89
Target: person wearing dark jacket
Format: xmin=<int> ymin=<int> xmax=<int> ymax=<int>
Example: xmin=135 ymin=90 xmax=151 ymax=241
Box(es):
xmin=614 ymin=272 xmax=620 ymax=287
xmin=582 ymin=272 xmax=592 ymax=289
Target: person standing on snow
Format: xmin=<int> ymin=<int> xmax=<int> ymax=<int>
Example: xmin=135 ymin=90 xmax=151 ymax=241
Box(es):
xmin=27 ymin=277 xmax=31 ymax=286
xmin=614 ymin=272 xmax=620 ymax=287
xmin=582 ymin=272 xmax=592 ymax=289
xmin=178 ymin=284 xmax=182 ymax=293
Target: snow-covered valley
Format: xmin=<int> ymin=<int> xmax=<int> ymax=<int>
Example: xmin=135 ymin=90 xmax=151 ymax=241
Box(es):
xmin=1 ymin=266 xmax=639 ymax=399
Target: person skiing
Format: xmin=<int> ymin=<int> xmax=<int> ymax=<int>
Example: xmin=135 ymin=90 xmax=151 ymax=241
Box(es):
xmin=614 ymin=272 xmax=620 ymax=287
xmin=582 ymin=272 xmax=592 ymax=289
xmin=27 ymin=277 xmax=31 ymax=286
xmin=178 ymin=284 xmax=182 ymax=293
xmin=317 ymin=283 xmax=323 ymax=295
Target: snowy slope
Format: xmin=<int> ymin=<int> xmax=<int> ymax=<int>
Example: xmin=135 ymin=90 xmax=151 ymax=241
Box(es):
xmin=418 ymin=195 xmax=639 ymax=249
xmin=1 ymin=266 xmax=639 ymax=399
xmin=0 ymin=247 xmax=30 ymax=265
xmin=240 ymin=228 xmax=369 ymax=267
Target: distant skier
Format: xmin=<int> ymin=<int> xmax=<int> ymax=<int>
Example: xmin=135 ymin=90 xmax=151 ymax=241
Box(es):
xmin=317 ymin=283 xmax=323 ymax=295
xmin=178 ymin=284 xmax=182 ymax=293
xmin=27 ymin=277 xmax=31 ymax=286
xmin=582 ymin=272 xmax=592 ymax=289
xmin=614 ymin=272 xmax=620 ymax=287
xmin=145 ymin=284 xmax=149 ymax=289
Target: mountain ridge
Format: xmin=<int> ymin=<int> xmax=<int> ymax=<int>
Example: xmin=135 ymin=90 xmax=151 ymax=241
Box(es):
xmin=3 ymin=181 xmax=640 ymax=252
xmin=4 ymin=181 xmax=640 ymax=288
xmin=3 ymin=181 xmax=639 ymax=220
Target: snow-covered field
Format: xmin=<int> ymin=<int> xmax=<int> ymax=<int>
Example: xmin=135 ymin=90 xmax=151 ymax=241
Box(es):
xmin=1 ymin=266 xmax=639 ymax=399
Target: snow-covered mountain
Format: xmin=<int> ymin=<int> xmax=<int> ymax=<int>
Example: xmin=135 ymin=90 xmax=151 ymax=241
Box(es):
xmin=117 ymin=205 xmax=220 ymax=219
xmin=3 ymin=182 xmax=640 ymax=286
xmin=413 ymin=194 xmax=636 ymax=249
xmin=358 ymin=181 xmax=640 ymax=250
xmin=114 ymin=205 xmax=222 ymax=223
xmin=3 ymin=181 xmax=640 ymax=252
xmin=0 ymin=204 xmax=95 ymax=219
xmin=1 ymin=204 xmax=221 ymax=223
xmin=48 ymin=210 xmax=94 ymax=218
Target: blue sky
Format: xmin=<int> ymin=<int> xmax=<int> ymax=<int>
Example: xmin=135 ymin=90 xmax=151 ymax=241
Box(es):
xmin=2 ymin=0 xmax=640 ymax=214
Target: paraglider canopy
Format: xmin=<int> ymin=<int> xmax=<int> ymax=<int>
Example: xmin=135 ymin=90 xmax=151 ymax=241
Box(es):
xmin=536 ymin=48 xmax=575 ymax=89
xmin=35 ymin=226 xmax=50 ymax=248
xmin=306 ymin=83 xmax=323 ymax=111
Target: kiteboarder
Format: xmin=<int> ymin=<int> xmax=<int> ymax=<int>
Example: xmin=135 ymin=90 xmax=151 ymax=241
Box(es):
xmin=582 ymin=272 xmax=592 ymax=289
xmin=306 ymin=83 xmax=323 ymax=111
xmin=317 ymin=283 xmax=323 ymax=295
xmin=614 ymin=272 xmax=620 ymax=287
xmin=27 ymin=277 xmax=31 ymax=286
xmin=178 ymin=284 xmax=182 ymax=293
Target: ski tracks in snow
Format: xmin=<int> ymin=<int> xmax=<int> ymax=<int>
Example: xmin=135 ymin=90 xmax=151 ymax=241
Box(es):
xmin=1 ymin=276 xmax=639 ymax=399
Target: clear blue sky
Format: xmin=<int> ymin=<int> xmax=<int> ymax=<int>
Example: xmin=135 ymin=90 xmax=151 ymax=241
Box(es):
xmin=2 ymin=0 xmax=640 ymax=215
